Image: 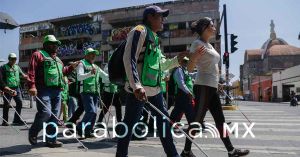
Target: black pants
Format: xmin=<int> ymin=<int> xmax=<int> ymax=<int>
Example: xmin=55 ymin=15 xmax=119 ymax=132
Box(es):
xmin=2 ymin=88 xmax=23 ymax=123
xmin=68 ymin=95 xmax=83 ymax=124
xmin=170 ymin=89 xmax=195 ymax=123
xmin=184 ymin=85 xmax=234 ymax=152
xmin=97 ymin=91 xmax=122 ymax=123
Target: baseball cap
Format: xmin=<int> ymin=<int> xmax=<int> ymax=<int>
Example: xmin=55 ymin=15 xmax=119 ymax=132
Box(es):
xmin=143 ymin=5 xmax=169 ymax=19
xmin=84 ymin=48 xmax=100 ymax=56
xmin=43 ymin=35 xmax=61 ymax=45
xmin=8 ymin=53 xmax=17 ymax=59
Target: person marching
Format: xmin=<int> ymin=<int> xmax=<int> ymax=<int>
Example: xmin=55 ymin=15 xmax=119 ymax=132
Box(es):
xmin=116 ymin=5 xmax=188 ymax=157
xmin=96 ymin=64 xmax=122 ymax=127
xmin=1 ymin=53 xmax=28 ymax=126
xmin=76 ymin=48 xmax=108 ymax=138
xmin=27 ymin=35 xmax=79 ymax=148
xmin=0 ymin=69 xmax=17 ymax=105
xmin=170 ymin=57 xmax=195 ymax=125
xmin=182 ymin=17 xmax=250 ymax=157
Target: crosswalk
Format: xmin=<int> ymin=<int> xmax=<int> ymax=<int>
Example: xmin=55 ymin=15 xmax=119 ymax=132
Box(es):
xmin=96 ymin=101 xmax=300 ymax=156
xmin=1 ymin=101 xmax=300 ymax=157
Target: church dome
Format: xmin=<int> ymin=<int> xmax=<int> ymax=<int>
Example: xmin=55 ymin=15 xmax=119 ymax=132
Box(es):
xmin=261 ymin=20 xmax=300 ymax=59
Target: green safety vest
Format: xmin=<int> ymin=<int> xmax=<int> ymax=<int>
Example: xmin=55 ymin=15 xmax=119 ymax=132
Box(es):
xmin=175 ymin=67 xmax=193 ymax=95
xmin=104 ymin=83 xmax=118 ymax=93
xmin=81 ymin=59 xmax=100 ymax=94
xmin=3 ymin=64 xmax=20 ymax=88
xmin=40 ymin=50 xmax=64 ymax=87
xmin=141 ymin=27 xmax=162 ymax=87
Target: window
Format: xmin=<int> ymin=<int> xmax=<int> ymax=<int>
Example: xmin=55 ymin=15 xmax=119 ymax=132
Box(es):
xmin=296 ymin=87 xmax=300 ymax=93
xmin=273 ymin=86 xmax=278 ymax=98
xmin=164 ymin=45 xmax=187 ymax=53
xmin=178 ymin=22 xmax=186 ymax=29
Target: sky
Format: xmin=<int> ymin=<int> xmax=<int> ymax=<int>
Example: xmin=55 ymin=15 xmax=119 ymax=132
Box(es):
xmin=0 ymin=0 xmax=300 ymax=81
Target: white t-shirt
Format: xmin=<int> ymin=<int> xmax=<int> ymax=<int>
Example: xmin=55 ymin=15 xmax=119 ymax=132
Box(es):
xmin=189 ymin=39 xmax=220 ymax=88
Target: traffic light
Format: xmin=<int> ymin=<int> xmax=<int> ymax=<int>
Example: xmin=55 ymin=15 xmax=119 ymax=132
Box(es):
xmin=230 ymin=34 xmax=238 ymax=53
xmin=223 ymin=51 xmax=229 ymax=68
xmin=298 ymin=32 xmax=300 ymax=40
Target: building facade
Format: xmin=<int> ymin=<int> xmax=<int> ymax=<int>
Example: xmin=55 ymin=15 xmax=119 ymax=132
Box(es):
xmin=18 ymin=0 xmax=220 ymax=72
xmin=240 ymin=20 xmax=300 ymax=101
xmin=272 ymin=65 xmax=300 ymax=102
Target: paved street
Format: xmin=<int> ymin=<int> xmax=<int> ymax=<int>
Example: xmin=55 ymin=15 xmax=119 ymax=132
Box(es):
xmin=1 ymin=100 xmax=300 ymax=157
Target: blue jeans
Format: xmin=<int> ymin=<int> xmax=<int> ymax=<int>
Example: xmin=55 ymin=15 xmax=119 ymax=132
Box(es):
xmin=68 ymin=96 xmax=78 ymax=118
xmin=77 ymin=93 xmax=99 ymax=135
xmin=29 ymin=88 xmax=61 ymax=142
xmin=116 ymin=92 xmax=179 ymax=157
xmin=2 ymin=87 xmax=23 ymax=123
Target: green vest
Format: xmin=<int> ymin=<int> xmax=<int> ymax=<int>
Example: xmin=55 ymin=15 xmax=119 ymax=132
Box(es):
xmin=104 ymin=83 xmax=118 ymax=93
xmin=81 ymin=59 xmax=100 ymax=94
xmin=40 ymin=50 xmax=64 ymax=87
xmin=175 ymin=67 xmax=193 ymax=95
xmin=160 ymin=71 xmax=167 ymax=93
xmin=141 ymin=27 xmax=162 ymax=87
xmin=3 ymin=64 xmax=20 ymax=88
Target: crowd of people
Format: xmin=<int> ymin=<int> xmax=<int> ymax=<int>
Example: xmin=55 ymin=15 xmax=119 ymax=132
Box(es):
xmin=0 ymin=5 xmax=250 ymax=157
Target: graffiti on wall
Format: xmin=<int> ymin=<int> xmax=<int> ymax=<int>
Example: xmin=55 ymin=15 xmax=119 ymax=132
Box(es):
xmin=59 ymin=23 xmax=101 ymax=36
xmin=58 ymin=41 xmax=101 ymax=57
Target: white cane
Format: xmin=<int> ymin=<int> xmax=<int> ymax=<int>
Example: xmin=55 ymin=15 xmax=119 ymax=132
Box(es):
xmin=144 ymin=95 xmax=209 ymax=157
xmin=105 ymin=93 xmax=115 ymax=127
xmin=99 ymin=98 xmax=112 ymax=139
xmin=219 ymin=89 xmax=252 ymax=124
xmin=0 ymin=115 xmax=20 ymax=134
xmin=3 ymin=94 xmax=30 ymax=129
xmin=35 ymin=96 xmax=88 ymax=151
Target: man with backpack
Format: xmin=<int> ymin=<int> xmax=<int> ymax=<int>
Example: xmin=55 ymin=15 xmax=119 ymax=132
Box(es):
xmin=115 ymin=5 xmax=188 ymax=157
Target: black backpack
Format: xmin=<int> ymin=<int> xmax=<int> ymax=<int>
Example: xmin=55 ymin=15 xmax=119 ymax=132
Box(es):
xmin=108 ymin=40 xmax=127 ymax=86
xmin=167 ymin=68 xmax=177 ymax=96
xmin=108 ymin=27 xmax=151 ymax=86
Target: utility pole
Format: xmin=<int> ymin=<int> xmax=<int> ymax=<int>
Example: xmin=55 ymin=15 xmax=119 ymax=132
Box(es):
xmin=223 ymin=4 xmax=230 ymax=105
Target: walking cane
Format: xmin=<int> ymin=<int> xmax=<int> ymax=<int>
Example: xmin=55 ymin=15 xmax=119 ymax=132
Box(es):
xmin=99 ymin=98 xmax=112 ymax=139
xmin=105 ymin=93 xmax=115 ymax=128
xmin=144 ymin=93 xmax=209 ymax=157
xmin=35 ymin=96 xmax=88 ymax=151
xmin=142 ymin=106 xmax=178 ymax=144
xmin=0 ymin=115 xmax=20 ymax=134
xmin=3 ymin=94 xmax=30 ymax=129
xmin=219 ymin=89 xmax=252 ymax=124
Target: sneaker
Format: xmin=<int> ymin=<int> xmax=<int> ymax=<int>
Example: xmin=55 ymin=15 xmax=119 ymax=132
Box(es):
xmin=1 ymin=122 xmax=9 ymax=126
xmin=13 ymin=120 xmax=26 ymax=126
xmin=180 ymin=150 xmax=196 ymax=157
xmin=28 ymin=134 xmax=38 ymax=145
xmin=85 ymin=133 xmax=96 ymax=139
xmin=228 ymin=148 xmax=250 ymax=157
xmin=46 ymin=141 xmax=63 ymax=148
